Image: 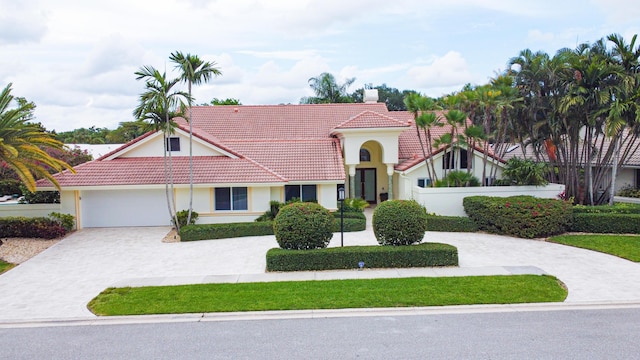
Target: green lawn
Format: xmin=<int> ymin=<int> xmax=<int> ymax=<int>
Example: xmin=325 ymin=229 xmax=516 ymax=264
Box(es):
xmin=88 ymin=275 xmax=567 ymax=316
xmin=0 ymin=260 xmax=15 ymax=274
xmin=548 ymin=234 xmax=640 ymax=262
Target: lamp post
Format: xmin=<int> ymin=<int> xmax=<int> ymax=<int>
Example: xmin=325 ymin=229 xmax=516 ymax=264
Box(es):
xmin=338 ymin=186 xmax=345 ymax=247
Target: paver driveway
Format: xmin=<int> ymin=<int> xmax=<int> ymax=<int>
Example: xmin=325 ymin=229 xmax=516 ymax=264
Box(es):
xmin=2 ymin=227 xmax=640 ymax=322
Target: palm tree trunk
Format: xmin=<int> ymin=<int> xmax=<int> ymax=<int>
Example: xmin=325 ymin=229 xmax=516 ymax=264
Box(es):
xmin=608 ymin=133 xmax=622 ymax=205
xmin=166 ymin=118 xmax=179 ymax=231
xmin=187 ymin=81 xmax=194 ymax=225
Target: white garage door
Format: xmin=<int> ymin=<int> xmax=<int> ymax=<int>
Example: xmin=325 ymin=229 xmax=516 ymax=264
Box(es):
xmin=80 ymin=189 xmax=170 ymax=227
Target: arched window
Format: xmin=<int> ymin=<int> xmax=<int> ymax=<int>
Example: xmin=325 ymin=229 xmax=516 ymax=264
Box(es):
xmin=360 ymin=148 xmax=371 ymax=162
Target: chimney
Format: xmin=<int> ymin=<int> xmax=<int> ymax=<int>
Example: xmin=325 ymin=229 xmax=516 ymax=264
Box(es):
xmin=363 ymin=89 xmax=378 ymax=103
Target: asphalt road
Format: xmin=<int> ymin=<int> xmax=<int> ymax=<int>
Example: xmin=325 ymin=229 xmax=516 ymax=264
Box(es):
xmin=2 ymin=307 xmax=640 ymax=359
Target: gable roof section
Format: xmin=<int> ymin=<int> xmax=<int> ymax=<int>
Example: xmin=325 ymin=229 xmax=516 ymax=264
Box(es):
xmin=333 ymin=110 xmax=408 ymax=130
xmin=37 ymin=156 xmax=286 ymax=188
xmin=224 ymin=139 xmax=345 ymax=181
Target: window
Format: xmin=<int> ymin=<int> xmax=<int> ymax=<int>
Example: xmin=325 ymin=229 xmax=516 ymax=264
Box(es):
xmin=285 ymin=185 xmax=317 ymax=202
xmin=360 ymin=148 xmax=371 ymax=162
xmin=215 ymin=187 xmax=248 ymax=211
xmin=636 ymin=169 xmax=640 ymax=188
xmin=417 ymin=178 xmax=431 ymax=188
xmin=443 ymin=149 xmax=472 ymax=169
xmin=460 ymin=149 xmax=471 ymax=169
xmin=484 ymin=177 xmax=496 ymax=186
xmin=166 ymin=137 xmax=180 ymax=152
xmin=442 ymin=150 xmax=455 ymax=169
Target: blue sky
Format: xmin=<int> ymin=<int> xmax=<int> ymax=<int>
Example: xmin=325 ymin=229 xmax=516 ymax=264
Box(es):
xmin=2 ymin=0 xmax=639 ymax=132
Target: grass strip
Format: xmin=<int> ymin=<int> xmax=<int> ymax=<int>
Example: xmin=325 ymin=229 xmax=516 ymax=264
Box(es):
xmin=88 ymin=275 xmax=566 ymax=316
xmin=0 ymin=260 xmax=15 ymax=274
xmin=548 ymin=234 xmax=640 ymax=262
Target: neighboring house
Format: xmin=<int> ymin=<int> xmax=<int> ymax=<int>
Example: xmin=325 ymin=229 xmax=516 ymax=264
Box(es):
xmin=37 ymin=99 xmax=505 ymax=228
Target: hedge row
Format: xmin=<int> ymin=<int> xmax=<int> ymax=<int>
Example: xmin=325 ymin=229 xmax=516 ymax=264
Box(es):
xmin=0 ymin=217 xmax=66 ymax=239
xmin=180 ymin=216 xmax=366 ymax=242
xmin=572 ymin=203 xmax=640 ymax=214
xmin=570 ymin=213 xmax=640 ymax=234
xmin=266 ymin=243 xmax=458 ymax=271
xmin=425 ymin=215 xmax=478 ymax=232
xmin=463 ymin=195 xmax=572 ymax=238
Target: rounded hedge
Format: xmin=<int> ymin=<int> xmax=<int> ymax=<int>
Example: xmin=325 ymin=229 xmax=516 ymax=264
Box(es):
xmin=373 ymin=200 xmax=428 ymax=246
xmin=273 ymin=202 xmax=335 ymax=250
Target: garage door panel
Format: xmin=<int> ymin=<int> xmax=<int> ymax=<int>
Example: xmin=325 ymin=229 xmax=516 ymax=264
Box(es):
xmin=81 ymin=189 xmax=169 ymax=227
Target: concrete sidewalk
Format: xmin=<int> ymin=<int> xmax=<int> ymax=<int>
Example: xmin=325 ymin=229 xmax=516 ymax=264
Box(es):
xmin=2 ymin=223 xmax=640 ymax=323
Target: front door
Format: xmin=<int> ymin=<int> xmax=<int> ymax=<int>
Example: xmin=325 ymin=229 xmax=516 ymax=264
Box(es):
xmin=355 ymin=168 xmax=377 ymax=203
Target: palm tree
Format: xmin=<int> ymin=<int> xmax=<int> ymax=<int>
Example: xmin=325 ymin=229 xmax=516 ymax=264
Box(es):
xmin=0 ymin=83 xmax=74 ymax=192
xmin=404 ymin=93 xmax=441 ymax=184
xmin=133 ymin=66 xmax=189 ymax=229
xmin=170 ymin=51 xmax=222 ymax=224
xmin=300 ymin=73 xmax=355 ymax=104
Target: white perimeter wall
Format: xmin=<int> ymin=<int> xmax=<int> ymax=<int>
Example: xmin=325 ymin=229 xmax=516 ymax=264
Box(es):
xmin=0 ymin=203 xmax=61 ymax=218
xmin=412 ymin=183 xmax=566 ymax=216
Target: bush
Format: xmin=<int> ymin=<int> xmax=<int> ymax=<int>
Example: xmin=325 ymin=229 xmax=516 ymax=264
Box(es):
xmin=463 ymin=195 xmax=572 ymax=238
xmin=617 ymin=187 xmax=640 ymax=198
xmin=19 ymin=185 xmax=60 ymax=204
xmin=273 ymin=202 xmax=334 ymax=250
xmin=49 ymin=212 xmax=75 ymax=232
xmin=0 ymin=217 xmax=66 ymax=239
xmin=425 ymin=215 xmax=478 ymax=232
xmin=266 ymin=243 xmax=458 ymax=271
xmin=175 ymin=210 xmax=198 ymax=228
xmin=180 ymin=221 xmax=274 ymax=241
xmin=572 ymin=203 xmax=640 ymax=214
xmin=434 ymin=170 xmax=480 ymax=187
xmin=339 ymin=198 xmax=369 ymax=212
xmin=0 ymin=180 xmax=21 ymax=196
xmin=373 ymin=200 xmax=427 ymax=246
xmin=571 ymin=213 xmax=640 ymax=234
xmin=502 ymin=157 xmax=549 ymax=186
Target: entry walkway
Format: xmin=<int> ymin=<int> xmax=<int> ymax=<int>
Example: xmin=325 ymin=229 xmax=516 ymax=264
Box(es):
xmin=2 ymin=225 xmax=640 ymax=322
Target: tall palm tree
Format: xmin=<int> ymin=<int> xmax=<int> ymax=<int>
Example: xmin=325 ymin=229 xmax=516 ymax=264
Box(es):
xmin=404 ymin=93 xmax=441 ymax=185
xmin=170 ymin=51 xmax=222 ymax=224
xmin=301 ymin=73 xmax=355 ymax=104
xmin=133 ymin=66 xmax=189 ymax=229
xmin=0 ymin=83 xmax=74 ymax=192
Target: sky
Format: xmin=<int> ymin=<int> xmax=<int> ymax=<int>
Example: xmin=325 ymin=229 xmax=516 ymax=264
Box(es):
xmin=2 ymin=0 xmax=639 ymax=132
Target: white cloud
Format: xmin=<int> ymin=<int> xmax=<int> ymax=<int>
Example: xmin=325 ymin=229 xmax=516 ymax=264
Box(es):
xmin=0 ymin=0 xmax=48 ymax=44
xmin=405 ymin=51 xmax=476 ymax=89
xmin=528 ymin=29 xmax=555 ymax=43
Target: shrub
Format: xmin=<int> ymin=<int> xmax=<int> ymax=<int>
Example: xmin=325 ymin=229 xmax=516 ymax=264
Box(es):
xmin=339 ymin=198 xmax=369 ymax=212
xmin=0 ymin=217 xmax=66 ymax=239
xmin=273 ymin=202 xmax=334 ymax=250
xmin=19 ymin=185 xmax=60 ymax=204
xmin=463 ymin=195 xmax=572 ymax=238
xmin=266 ymin=243 xmax=458 ymax=271
xmin=617 ymin=186 xmax=640 ymax=198
xmin=0 ymin=180 xmax=21 ymax=196
xmin=572 ymin=203 xmax=640 ymax=214
xmin=175 ymin=210 xmax=199 ymax=228
xmin=425 ymin=215 xmax=478 ymax=232
xmin=501 ymin=157 xmax=549 ymax=186
xmin=434 ymin=170 xmax=480 ymax=187
xmin=373 ymin=200 xmax=428 ymax=246
xmin=571 ymin=213 xmax=640 ymax=234
xmin=180 ymin=221 xmax=274 ymax=241
xmin=49 ymin=212 xmax=75 ymax=232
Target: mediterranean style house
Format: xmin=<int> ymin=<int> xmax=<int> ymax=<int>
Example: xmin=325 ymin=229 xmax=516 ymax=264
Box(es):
xmin=37 ymin=94 xmax=505 ymax=228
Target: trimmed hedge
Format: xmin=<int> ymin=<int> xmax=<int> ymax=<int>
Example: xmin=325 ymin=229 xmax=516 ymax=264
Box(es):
xmin=463 ymin=195 xmax=572 ymax=238
xmin=180 ymin=222 xmax=274 ymax=241
xmin=0 ymin=216 xmax=66 ymax=239
xmin=180 ymin=216 xmax=365 ymax=242
xmin=425 ymin=215 xmax=478 ymax=232
xmin=273 ymin=202 xmax=334 ymax=250
xmin=266 ymin=243 xmax=458 ymax=271
xmin=572 ymin=203 xmax=640 ymax=214
xmin=373 ymin=200 xmax=428 ymax=246
xmin=571 ymin=213 xmax=640 ymax=234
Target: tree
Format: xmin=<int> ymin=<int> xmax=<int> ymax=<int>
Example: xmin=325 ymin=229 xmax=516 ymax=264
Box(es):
xmin=0 ymin=83 xmax=74 ymax=192
xmin=300 ymin=72 xmax=355 ymax=104
xmin=106 ymin=120 xmax=151 ymax=143
xmin=208 ymin=98 xmax=241 ymax=105
xmin=404 ymin=93 xmax=441 ymax=184
xmin=351 ymin=84 xmax=418 ymax=111
xmin=133 ymin=66 xmax=189 ymax=229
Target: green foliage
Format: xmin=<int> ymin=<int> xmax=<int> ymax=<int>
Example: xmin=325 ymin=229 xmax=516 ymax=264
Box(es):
xmin=617 ymin=187 xmax=640 ymax=198
xmin=434 ymin=170 xmax=481 ymax=187
xmin=273 ymin=202 xmax=334 ymax=250
xmin=571 ymin=213 xmax=640 ymax=234
xmin=425 ymin=215 xmax=479 ymax=232
xmin=0 ymin=259 xmax=14 ymax=274
xmin=19 ymin=184 xmax=59 ymax=204
xmin=332 ymin=212 xmax=366 ymax=232
xmin=463 ymin=196 xmax=572 ymax=238
xmin=300 ymin=72 xmax=355 ymax=104
xmin=502 ymin=157 xmax=549 ymax=186
xmin=180 ymin=221 xmax=274 ymax=241
xmin=175 ymin=210 xmax=198 ymax=228
xmin=0 ymin=216 xmax=66 ymax=239
xmin=49 ymin=212 xmax=75 ymax=232
xmin=266 ymin=243 xmax=458 ymax=271
xmin=209 ymin=98 xmax=241 ymax=105
xmin=572 ymin=203 xmax=640 ymax=214
xmin=0 ymin=179 xmax=21 ymax=196
xmin=339 ymin=197 xmax=369 ymax=212
xmin=373 ymin=200 xmax=428 ymax=246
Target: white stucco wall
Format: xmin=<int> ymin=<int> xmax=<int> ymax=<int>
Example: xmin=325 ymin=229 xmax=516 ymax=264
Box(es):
xmin=119 ymin=132 xmax=226 ymax=158
xmin=412 ymin=183 xmax=566 ymax=216
xmin=615 ymin=168 xmax=637 ymax=191
xmin=0 ymin=203 xmax=61 ymax=218
xmin=318 ymin=183 xmax=339 ymax=210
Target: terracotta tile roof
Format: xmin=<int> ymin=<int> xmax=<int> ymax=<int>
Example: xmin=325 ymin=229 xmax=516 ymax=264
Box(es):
xmin=188 ymin=103 xmax=390 ymax=140
xmin=37 ymin=156 xmax=286 ymax=187
xmin=333 ymin=110 xmax=408 ymax=129
xmin=224 ymin=139 xmax=345 ymax=181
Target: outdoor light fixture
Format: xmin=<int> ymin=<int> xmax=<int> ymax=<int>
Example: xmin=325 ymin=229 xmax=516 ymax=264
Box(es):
xmin=358 ymin=261 xmax=365 ymax=270
xmin=338 ymin=186 xmax=345 ymax=247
